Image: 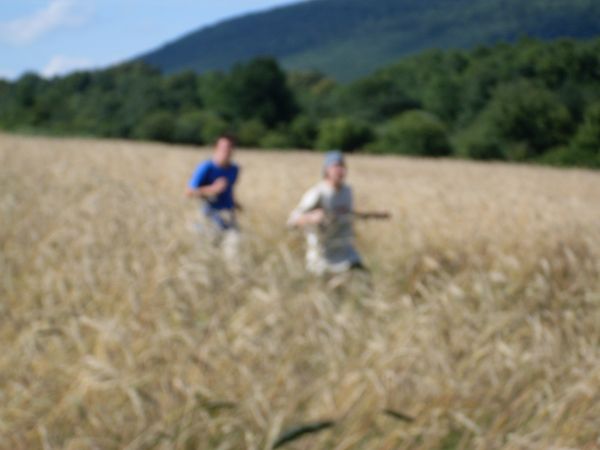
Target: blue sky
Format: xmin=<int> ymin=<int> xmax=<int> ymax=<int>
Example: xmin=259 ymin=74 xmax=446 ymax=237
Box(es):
xmin=0 ymin=0 xmax=302 ymax=80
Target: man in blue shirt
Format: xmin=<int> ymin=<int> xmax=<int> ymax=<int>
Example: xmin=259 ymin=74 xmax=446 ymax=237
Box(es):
xmin=186 ymin=134 xmax=241 ymax=262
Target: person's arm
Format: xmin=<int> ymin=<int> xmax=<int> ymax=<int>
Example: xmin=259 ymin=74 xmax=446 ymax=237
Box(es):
xmin=344 ymin=187 xmax=391 ymax=220
xmin=291 ymin=208 xmax=326 ymax=227
xmin=185 ymin=177 xmax=228 ymax=198
xmin=352 ymin=210 xmax=391 ymax=220
xmin=185 ymin=162 xmax=228 ymax=199
xmin=287 ymin=187 xmax=324 ymax=228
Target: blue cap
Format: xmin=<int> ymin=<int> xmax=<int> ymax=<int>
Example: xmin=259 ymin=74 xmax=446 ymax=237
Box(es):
xmin=323 ymin=150 xmax=345 ymax=171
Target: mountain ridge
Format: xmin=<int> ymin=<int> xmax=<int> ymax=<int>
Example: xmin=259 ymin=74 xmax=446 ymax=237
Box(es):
xmin=138 ymin=0 xmax=600 ymax=81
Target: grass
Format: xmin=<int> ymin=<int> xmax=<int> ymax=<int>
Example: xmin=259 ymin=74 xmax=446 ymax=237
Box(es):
xmin=1 ymin=133 xmax=599 ymax=449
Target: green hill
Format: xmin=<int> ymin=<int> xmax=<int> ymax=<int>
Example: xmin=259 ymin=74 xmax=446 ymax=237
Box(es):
xmin=138 ymin=0 xmax=600 ymax=81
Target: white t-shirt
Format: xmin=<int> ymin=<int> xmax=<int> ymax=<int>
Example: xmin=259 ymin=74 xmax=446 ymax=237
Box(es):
xmin=288 ymin=181 xmax=361 ymax=274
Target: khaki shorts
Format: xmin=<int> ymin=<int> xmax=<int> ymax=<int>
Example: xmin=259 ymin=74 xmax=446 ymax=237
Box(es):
xmin=194 ymin=210 xmax=242 ymax=271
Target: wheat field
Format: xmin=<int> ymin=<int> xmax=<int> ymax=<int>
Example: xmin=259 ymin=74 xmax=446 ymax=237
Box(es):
xmin=1 ymin=133 xmax=599 ymax=450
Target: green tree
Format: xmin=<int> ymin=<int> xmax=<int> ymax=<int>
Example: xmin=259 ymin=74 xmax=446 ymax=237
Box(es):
xmin=551 ymin=102 xmax=600 ymax=167
xmin=219 ymin=58 xmax=298 ymax=127
xmin=260 ymin=130 xmax=294 ymax=149
xmin=162 ymin=71 xmax=201 ymax=111
xmin=133 ymin=111 xmax=175 ymax=142
xmin=173 ymin=110 xmax=206 ymax=144
xmin=370 ymin=111 xmax=453 ymax=156
xmin=479 ymin=80 xmax=573 ymax=160
xmin=14 ymin=73 xmax=44 ymax=108
xmin=571 ymin=102 xmax=600 ymax=153
xmin=237 ymin=119 xmax=268 ymax=147
xmin=337 ymin=77 xmax=419 ymax=122
xmin=456 ymin=124 xmax=504 ymax=160
xmin=422 ymin=76 xmax=462 ymax=123
xmin=317 ymin=117 xmax=373 ymax=152
xmin=289 ymin=115 xmax=318 ymax=148
xmin=197 ymin=111 xmax=229 ymax=144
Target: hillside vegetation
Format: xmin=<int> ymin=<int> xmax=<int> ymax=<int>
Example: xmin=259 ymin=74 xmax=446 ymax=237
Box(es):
xmin=1 ymin=134 xmax=600 ymax=449
xmin=2 ymin=38 xmax=600 ymax=168
xmin=138 ymin=0 xmax=600 ymax=81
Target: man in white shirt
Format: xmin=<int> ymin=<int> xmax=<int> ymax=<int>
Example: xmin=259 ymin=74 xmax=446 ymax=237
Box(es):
xmin=288 ymin=150 xmax=389 ymax=275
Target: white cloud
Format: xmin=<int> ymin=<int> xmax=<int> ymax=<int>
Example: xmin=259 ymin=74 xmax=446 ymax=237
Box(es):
xmin=42 ymin=55 xmax=94 ymax=78
xmin=0 ymin=0 xmax=92 ymax=45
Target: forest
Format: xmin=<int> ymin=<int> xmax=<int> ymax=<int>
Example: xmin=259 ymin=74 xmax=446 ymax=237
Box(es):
xmin=1 ymin=37 xmax=600 ymax=168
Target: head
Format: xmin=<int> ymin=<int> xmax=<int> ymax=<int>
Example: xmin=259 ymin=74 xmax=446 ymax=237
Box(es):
xmin=323 ymin=150 xmax=347 ymax=188
xmin=213 ymin=134 xmax=236 ymax=167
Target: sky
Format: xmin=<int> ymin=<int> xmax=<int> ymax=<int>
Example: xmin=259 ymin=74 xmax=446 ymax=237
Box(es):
xmin=0 ymin=0 xmax=302 ymax=80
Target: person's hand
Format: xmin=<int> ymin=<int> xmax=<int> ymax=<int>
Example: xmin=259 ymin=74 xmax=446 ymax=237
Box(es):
xmin=356 ymin=211 xmax=391 ymax=220
xmin=305 ymin=208 xmax=326 ymax=225
xmin=210 ymin=177 xmax=228 ymax=195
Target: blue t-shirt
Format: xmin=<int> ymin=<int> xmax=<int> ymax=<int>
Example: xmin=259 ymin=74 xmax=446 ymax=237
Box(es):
xmin=188 ymin=160 xmax=239 ymax=211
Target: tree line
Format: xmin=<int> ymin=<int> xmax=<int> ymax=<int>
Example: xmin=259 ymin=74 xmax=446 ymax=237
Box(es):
xmin=1 ymin=37 xmax=599 ymax=168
